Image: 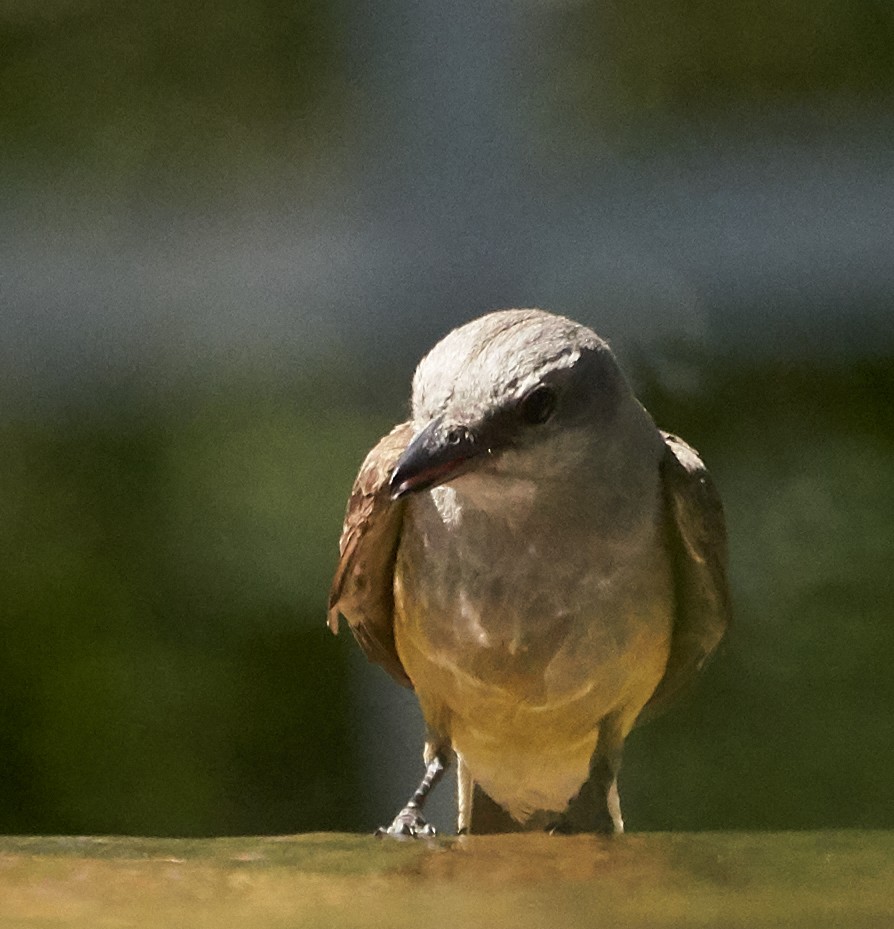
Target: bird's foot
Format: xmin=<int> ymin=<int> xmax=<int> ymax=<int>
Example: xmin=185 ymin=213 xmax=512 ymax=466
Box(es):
xmin=375 ymin=802 xmax=437 ymax=839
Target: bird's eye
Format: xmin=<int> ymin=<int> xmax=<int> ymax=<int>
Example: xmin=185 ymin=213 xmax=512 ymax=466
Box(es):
xmin=445 ymin=426 xmax=467 ymax=446
xmin=518 ymin=386 xmax=557 ymax=425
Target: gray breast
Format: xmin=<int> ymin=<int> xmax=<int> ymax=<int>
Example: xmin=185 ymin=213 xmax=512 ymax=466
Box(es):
xmin=398 ymin=469 xmax=669 ymax=700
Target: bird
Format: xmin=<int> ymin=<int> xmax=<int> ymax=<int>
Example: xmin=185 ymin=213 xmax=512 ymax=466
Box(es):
xmin=328 ymin=308 xmax=730 ymax=837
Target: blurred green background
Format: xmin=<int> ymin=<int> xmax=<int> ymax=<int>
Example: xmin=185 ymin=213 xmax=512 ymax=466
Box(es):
xmin=1 ymin=1 xmax=892 ymax=836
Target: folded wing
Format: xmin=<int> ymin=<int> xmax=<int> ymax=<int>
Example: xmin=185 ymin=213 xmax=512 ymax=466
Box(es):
xmin=328 ymin=422 xmax=414 ymax=688
xmin=638 ymin=432 xmax=731 ymax=723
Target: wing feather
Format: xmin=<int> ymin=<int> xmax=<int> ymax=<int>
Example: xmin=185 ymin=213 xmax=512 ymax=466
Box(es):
xmin=328 ymin=422 xmax=414 ymax=688
xmin=639 ymin=432 xmax=731 ymax=722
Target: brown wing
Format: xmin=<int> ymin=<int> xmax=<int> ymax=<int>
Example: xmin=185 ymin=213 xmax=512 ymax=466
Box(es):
xmin=638 ymin=432 xmax=731 ymax=723
xmin=328 ymin=422 xmax=414 ymax=688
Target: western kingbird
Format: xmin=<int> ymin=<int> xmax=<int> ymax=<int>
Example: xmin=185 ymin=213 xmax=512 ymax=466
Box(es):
xmin=329 ymin=309 xmax=730 ymax=836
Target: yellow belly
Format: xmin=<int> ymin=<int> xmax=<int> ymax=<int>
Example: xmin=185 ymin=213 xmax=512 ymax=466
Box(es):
xmin=393 ymin=555 xmax=673 ymax=820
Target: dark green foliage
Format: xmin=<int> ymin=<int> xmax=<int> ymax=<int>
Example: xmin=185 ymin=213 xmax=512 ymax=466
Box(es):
xmin=0 ymin=381 xmax=391 ymax=835
xmin=0 ymin=1 xmax=339 ymax=186
xmin=549 ymin=1 xmax=894 ymax=128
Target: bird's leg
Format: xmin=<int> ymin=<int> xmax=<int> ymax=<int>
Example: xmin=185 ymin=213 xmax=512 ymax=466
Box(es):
xmin=376 ymin=749 xmax=448 ymax=838
xmin=550 ymin=722 xmax=625 ymax=835
xmin=456 ymin=754 xmax=474 ymax=835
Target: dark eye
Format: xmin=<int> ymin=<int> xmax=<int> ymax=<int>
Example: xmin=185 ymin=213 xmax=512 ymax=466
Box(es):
xmin=445 ymin=426 xmax=468 ymax=446
xmin=518 ymin=386 xmax=557 ymax=425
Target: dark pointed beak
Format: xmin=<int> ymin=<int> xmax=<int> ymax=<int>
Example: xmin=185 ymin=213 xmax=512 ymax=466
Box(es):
xmin=389 ymin=417 xmax=483 ymax=499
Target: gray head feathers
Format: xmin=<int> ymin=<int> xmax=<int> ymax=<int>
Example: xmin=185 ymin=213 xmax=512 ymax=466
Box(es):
xmin=411 ymin=308 xmax=617 ymax=428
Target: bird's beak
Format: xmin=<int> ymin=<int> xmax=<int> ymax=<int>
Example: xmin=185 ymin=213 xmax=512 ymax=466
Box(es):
xmin=390 ymin=417 xmax=483 ymax=500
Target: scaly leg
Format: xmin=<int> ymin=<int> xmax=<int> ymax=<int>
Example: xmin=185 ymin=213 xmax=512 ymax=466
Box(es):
xmin=377 ymin=748 xmax=448 ymax=838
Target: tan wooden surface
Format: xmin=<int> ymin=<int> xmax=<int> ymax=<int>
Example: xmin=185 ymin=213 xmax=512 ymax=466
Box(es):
xmin=0 ymin=831 xmax=890 ymax=928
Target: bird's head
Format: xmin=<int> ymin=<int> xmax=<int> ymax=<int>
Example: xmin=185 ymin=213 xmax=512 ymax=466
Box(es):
xmin=389 ymin=308 xmax=637 ymax=500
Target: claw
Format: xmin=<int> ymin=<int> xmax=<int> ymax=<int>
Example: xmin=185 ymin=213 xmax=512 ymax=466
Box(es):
xmin=375 ymin=802 xmax=437 ymax=839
